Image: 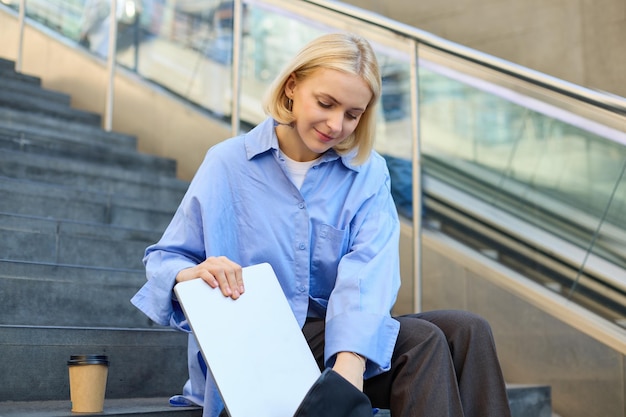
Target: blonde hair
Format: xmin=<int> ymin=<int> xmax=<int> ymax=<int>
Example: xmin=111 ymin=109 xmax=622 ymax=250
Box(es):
xmin=263 ymin=33 xmax=381 ymax=165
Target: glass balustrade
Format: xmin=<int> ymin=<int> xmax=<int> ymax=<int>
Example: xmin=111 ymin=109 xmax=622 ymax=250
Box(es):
xmin=418 ymin=57 xmax=626 ymax=265
xmin=414 ymin=47 xmax=626 ymax=325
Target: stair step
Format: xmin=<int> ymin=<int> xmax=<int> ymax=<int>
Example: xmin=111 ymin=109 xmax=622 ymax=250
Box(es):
xmin=0 ymin=149 xmax=188 ymax=203
xmin=0 ymin=106 xmax=138 ymax=149
xmin=507 ymin=384 xmax=552 ymax=417
xmin=0 ymin=260 xmax=155 ymax=328
xmin=0 ymin=367 xmax=551 ymax=417
xmin=0 ymin=212 xmax=160 ymax=269
xmin=0 ymin=76 xmax=71 ymax=105
xmin=0 ymin=56 xmax=15 ymax=70
xmin=0 ymin=325 xmax=189 ymax=401
xmin=0 ymin=92 xmax=101 ymax=126
xmin=0 ymin=397 xmax=202 ymax=417
xmin=0 ymin=125 xmax=178 ymax=177
xmin=0 ymin=66 xmax=41 ymax=86
xmin=0 ymin=177 xmax=177 ymax=230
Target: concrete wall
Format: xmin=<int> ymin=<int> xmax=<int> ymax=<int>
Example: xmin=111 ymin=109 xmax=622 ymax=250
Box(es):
xmin=0 ymin=10 xmax=231 ymax=181
xmin=344 ymin=0 xmax=626 ymax=99
xmin=421 ymin=229 xmax=626 ymax=417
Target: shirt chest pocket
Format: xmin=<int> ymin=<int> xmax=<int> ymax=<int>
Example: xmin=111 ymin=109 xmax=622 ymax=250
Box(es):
xmin=310 ymin=223 xmax=350 ymax=299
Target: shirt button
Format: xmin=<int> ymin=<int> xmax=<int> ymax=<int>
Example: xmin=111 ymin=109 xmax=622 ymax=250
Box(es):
xmin=298 ymin=242 xmax=306 ymax=250
xmin=298 ymin=202 xmax=305 ymax=209
xmin=298 ymin=286 xmax=306 ymax=292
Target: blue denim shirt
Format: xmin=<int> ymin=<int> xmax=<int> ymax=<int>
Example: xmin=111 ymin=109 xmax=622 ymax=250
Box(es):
xmin=131 ymin=117 xmax=401 ymax=415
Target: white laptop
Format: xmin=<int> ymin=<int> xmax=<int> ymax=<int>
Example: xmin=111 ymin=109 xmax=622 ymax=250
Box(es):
xmin=174 ymin=262 xmax=321 ymax=417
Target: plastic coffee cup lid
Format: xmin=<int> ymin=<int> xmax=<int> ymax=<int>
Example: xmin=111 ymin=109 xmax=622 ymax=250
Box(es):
xmin=67 ymin=354 xmax=109 ymax=366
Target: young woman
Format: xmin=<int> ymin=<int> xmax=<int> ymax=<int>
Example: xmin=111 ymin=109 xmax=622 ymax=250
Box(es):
xmin=131 ymin=32 xmax=512 ymax=417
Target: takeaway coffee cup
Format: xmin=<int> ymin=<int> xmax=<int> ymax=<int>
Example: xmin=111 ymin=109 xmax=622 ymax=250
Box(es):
xmin=67 ymin=354 xmax=109 ymax=413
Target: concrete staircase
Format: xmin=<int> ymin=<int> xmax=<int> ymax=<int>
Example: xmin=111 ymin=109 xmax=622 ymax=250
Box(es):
xmin=0 ymin=56 xmax=553 ymax=417
xmin=0 ymin=56 xmax=200 ymax=416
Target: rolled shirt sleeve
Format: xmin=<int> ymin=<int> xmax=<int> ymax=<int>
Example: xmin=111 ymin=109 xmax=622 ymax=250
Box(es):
xmin=324 ymin=164 xmax=401 ymax=378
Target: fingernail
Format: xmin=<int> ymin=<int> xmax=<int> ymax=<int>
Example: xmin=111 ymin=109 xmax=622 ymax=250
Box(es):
xmin=239 ymin=285 xmax=245 ymax=293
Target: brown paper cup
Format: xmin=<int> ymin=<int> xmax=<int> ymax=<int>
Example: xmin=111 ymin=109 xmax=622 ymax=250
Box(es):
xmin=67 ymin=355 xmax=109 ymax=413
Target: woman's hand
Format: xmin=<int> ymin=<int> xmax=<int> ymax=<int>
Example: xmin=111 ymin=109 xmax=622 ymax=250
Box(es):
xmin=332 ymin=352 xmax=366 ymax=391
xmin=176 ymin=256 xmax=244 ymax=300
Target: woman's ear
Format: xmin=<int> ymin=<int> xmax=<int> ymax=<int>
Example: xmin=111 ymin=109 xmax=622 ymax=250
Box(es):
xmin=284 ymin=73 xmax=297 ymax=99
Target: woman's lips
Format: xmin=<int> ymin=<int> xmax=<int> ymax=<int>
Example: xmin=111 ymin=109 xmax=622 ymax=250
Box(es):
xmin=315 ymin=129 xmax=334 ymax=142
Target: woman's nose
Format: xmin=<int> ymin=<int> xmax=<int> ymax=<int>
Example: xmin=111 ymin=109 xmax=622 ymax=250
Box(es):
xmin=326 ymin=111 xmax=343 ymax=133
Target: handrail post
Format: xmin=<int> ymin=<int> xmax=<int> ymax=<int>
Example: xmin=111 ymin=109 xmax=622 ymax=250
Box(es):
xmin=410 ymin=40 xmax=422 ymax=313
xmin=16 ymin=0 xmax=26 ymax=72
xmin=231 ymin=0 xmax=243 ymax=136
xmin=104 ymin=0 xmax=118 ymax=132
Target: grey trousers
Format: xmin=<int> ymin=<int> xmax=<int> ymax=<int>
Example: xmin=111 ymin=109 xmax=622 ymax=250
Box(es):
xmin=303 ymin=310 xmax=512 ymax=417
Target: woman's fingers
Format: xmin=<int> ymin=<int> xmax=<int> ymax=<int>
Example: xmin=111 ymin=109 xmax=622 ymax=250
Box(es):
xmin=227 ymin=258 xmax=244 ymax=295
xmin=198 ymin=269 xmax=219 ymax=288
xmin=204 ymin=256 xmax=243 ymax=299
xmin=175 ymin=256 xmax=244 ymax=300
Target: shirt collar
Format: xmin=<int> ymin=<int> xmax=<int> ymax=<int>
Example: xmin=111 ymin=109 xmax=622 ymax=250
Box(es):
xmin=244 ymin=118 xmax=361 ymax=172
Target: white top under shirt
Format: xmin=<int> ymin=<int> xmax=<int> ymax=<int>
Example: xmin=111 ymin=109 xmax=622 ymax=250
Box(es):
xmin=281 ymin=151 xmax=318 ymax=189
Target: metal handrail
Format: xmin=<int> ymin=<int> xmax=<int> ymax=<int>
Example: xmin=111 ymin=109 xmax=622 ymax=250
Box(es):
xmin=303 ymin=0 xmax=626 ymax=116
xmin=15 ymin=0 xmax=26 ymax=72
xmin=104 ymin=0 xmax=118 ymax=132
xmin=11 ymin=0 xmax=625 ymax=123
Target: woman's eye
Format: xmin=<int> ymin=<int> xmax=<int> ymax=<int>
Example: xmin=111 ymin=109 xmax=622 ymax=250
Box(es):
xmin=346 ymin=113 xmax=358 ymax=120
xmin=318 ymin=101 xmax=331 ymax=109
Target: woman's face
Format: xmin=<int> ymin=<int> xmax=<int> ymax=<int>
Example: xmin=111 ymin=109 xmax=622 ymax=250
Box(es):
xmin=279 ymin=68 xmax=372 ymax=162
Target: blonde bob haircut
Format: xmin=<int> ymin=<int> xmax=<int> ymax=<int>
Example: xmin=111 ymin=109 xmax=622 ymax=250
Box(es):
xmin=263 ymin=33 xmax=381 ymax=165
